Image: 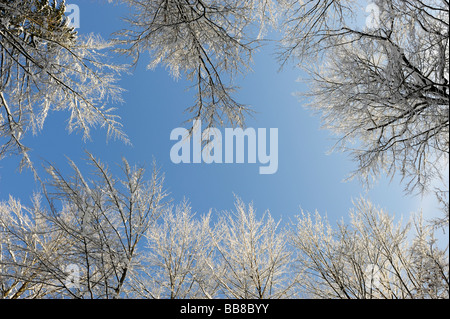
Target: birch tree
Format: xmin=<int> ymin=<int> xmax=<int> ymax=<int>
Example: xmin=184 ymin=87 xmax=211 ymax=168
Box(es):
xmin=0 ymin=0 xmax=127 ymax=170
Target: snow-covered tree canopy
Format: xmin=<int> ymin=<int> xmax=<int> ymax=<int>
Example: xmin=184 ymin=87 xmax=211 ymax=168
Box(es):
xmin=116 ymin=0 xmax=277 ymax=128
xmin=282 ymin=0 xmax=449 ymax=195
xmin=1 ymin=0 xmax=448 ymax=196
xmin=0 ymin=0 xmax=448 ymax=300
xmin=0 ymin=158 xmax=447 ymax=298
xmin=0 ymin=0 xmax=127 ymax=171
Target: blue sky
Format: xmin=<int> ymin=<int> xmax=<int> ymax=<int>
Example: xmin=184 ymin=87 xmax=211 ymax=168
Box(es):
xmin=0 ymin=0 xmax=444 ymax=230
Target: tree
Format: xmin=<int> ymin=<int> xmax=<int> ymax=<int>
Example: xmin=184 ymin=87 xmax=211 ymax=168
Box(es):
xmin=279 ymin=0 xmax=449 ymax=195
xmin=0 ymin=153 xmax=167 ymax=298
xmin=114 ymin=0 xmax=448 ymax=200
xmin=135 ymin=200 xmax=218 ymax=298
xmin=289 ymin=197 xmax=449 ymax=299
xmin=44 ymin=153 xmax=167 ymax=298
xmin=1 ymin=1 xmax=448 ymax=299
xmin=2 ymin=180 xmax=448 ymax=299
xmin=116 ymin=0 xmax=277 ymax=129
xmin=0 ymin=194 xmax=70 ymax=298
xmin=209 ymin=197 xmax=296 ymax=299
xmin=0 ymin=0 xmax=127 ymax=171
xmin=3 ymin=0 xmax=447 ymax=198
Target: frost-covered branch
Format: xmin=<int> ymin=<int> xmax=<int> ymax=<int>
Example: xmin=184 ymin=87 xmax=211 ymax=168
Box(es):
xmin=0 ymin=0 xmax=127 ymax=170
xmin=290 ymin=198 xmax=449 ymax=299
xmin=115 ymin=0 xmax=277 ymax=129
xmin=280 ymin=0 xmax=449 ymax=196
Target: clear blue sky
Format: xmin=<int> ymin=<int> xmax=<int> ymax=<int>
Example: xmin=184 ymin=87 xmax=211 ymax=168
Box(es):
xmin=0 ymin=0 xmax=444 ymax=230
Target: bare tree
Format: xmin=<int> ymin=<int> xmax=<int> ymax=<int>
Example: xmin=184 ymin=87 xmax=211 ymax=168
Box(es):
xmin=116 ymin=0 xmax=277 ymax=129
xmin=209 ymin=197 xmax=297 ymax=299
xmin=1 ymin=153 xmax=167 ymax=299
xmin=134 ymin=200 xmax=218 ymax=298
xmin=0 ymin=194 xmax=71 ymax=298
xmin=290 ymin=197 xmax=449 ymax=299
xmin=4 ymin=0 xmax=446 ymax=197
xmin=2 ymin=188 xmax=448 ymax=299
xmin=44 ymin=153 xmax=166 ymax=298
xmin=0 ymin=0 xmax=127 ymax=170
xmin=280 ymin=0 xmax=449 ymax=195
